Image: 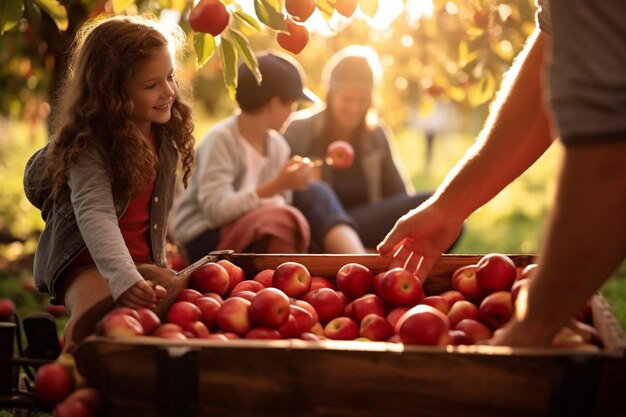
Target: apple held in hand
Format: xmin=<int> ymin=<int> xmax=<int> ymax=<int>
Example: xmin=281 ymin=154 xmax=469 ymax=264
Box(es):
xmin=396 ymin=304 xmax=451 ymax=346
xmin=34 ymin=362 xmax=75 ymax=407
xmin=336 ymin=262 xmax=374 ymax=300
xmin=475 ymin=253 xmax=517 ymax=295
xmin=452 ymin=264 xmax=482 ymax=302
xmin=248 ymin=288 xmax=291 ymax=329
xmin=272 ymin=261 xmax=312 ymax=298
xmin=191 ymin=262 xmax=230 ymax=296
xmin=188 ymin=0 xmax=230 ymax=36
xmin=380 ymin=268 xmax=425 ymax=308
xmin=326 ymin=140 xmax=354 ymax=170
xmin=324 ymin=317 xmax=359 ymax=340
xmin=277 ymin=18 xmax=310 ymax=54
xmin=478 ymin=291 xmax=513 ymax=331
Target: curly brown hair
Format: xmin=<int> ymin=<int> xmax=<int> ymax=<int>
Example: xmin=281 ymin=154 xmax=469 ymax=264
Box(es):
xmin=46 ymin=15 xmax=194 ymax=201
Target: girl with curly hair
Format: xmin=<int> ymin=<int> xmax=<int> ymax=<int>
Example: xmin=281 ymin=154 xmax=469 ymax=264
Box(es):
xmin=23 ymin=15 xmax=195 ymax=349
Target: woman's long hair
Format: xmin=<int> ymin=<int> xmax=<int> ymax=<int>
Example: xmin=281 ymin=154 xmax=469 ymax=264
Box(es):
xmin=46 ymin=15 xmax=194 ymax=201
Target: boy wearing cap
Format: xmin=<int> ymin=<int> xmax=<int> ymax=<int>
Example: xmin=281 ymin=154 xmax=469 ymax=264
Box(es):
xmin=173 ymin=50 xmax=365 ymax=260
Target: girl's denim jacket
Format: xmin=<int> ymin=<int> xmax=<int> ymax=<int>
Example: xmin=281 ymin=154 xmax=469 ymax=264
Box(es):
xmin=23 ymin=138 xmax=178 ymax=302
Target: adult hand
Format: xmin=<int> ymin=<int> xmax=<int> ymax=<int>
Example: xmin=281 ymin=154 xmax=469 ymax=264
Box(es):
xmin=377 ymin=200 xmax=464 ymax=281
xmin=280 ymin=156 xmax=314 ymax=191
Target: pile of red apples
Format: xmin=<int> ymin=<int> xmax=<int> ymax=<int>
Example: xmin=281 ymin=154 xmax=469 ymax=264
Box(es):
xmin=97 ymin=254 xmax=602 ymax=350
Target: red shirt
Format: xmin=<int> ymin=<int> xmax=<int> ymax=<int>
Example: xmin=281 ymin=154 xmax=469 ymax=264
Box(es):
xmin=66 ymin=135 xmax=157 ymax=270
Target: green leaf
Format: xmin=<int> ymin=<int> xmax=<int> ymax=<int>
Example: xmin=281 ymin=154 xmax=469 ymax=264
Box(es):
xmin=254 ymin=0 xmax=286 ymax=31
xmin=359 ymin=0 xmax=378 ymax=18
xmin=220 ymin=37 xmax=238 ymax=100
xmin=0 ymin=0 xmax=23 ymax=36
xmin=228 ymin=28 xmax=261 ymax=84
xmin=315 ymin=0 xmax=335 ymax=20
xmin=112 ymin=0 xmax=135 ymax=13
xmin=233 ymin=10 xmax=262 ymax=31
xmin=468 ymin=69 xmax=495 ymax=107
xmin=263 ymin=0 xmax=284 ymax=13
xmin=194 ymin=32 xmax=216 ymax=70
xmin=32 ymin=0 xmax=67 ymax=31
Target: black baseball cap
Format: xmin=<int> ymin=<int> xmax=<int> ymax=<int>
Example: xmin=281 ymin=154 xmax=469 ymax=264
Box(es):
xmin=236 ymin=50 xmax=319 ymax=111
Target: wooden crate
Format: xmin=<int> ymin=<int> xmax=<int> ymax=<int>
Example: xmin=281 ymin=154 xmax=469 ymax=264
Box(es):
xmin=74 ymin=254 xmax=626 ymax=417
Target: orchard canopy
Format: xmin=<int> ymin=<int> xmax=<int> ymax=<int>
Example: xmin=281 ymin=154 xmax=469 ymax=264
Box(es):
xmin=0 ymin=0 xmax=536 ymax=124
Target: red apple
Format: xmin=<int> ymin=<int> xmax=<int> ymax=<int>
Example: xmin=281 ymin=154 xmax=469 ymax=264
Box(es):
xmin=194 ymin=296 xmax=221 ymax=330
xmin=303 ymin=288 xmax=345 ymax=324
xmin=0 ymin=298 xmax=16 ymax=319
xmin=153 ymin=323 xmax=187 ymax=340
xmin=217 ymin=259 xmax=246 ymax=291
xmin=373 ymin=272 xmax=385 ymax=297
xmin=53 ymin=395 xmax=96 ymax=417
xmin=289 ymin=304 xmax=316 ymax=333
xmin=248 ymin=288 xmax=291 ymax=329
xmin=202 ymin=292 xmax=224 ymax=305
xmin=326 ymin=140 xmax=355 ymax=170
xmin=292 ymin=299 xmax=319 ymax=324
xmin=309 ymin=321 xmax=324 ymax=336
xmin=99 ymin=311 xmax=144 ymax=338
xmin=380 ymin=268 xmax=425 ymax=307
xmin=252 ymin=268 xmax=274 ymax=288
xmin=216 ymin=297 xmax=251 ymax=335
xmin=136 ymin=308 xmax=161 ymax=335
xmin=420 ymin=295 xmax=450 ymax=314
xmin=166 ymin=252 xmax=187 ymax=272
xmin=360 ymin=313 xmax=394 ymax=341
xmin=447 ymin=300 xmax=479 ymax=327
xmin=440 ymin=290 xmax=466 ymax=307
xmin=34 ymin=362 xmax=75 ymax=407
xmin=448 ymin=330 xmax=473 ymax=346
xmin=176 ymin=288 xmax=203 ymax=303
xmin=272 ymin=261 xmax=311 ymax=298
xmin=452 ymin=264 xmax=482 ymax=302
xmin=167 ymin=301 xmax=201 ymax=329
xmin=520 ymin=263 xmax=538 ymax=280
xmin=188 ymin=0 xmax=230 ymax=36
xmin=454 ymin=318 xmax=491 ymax=344
xmin=285 ymin=0 xmax=316 ymax=22
xmin=277 ymin=314 xmax=301 ymax=338
xmin=206 ymin=333 xmax=229 ymax=341
xmin=231 ymin=279 xmax=265 ymax=296
xmin=276 ymin=18 xmax=310 ymax=54
xmin=475 ymin=253 xmax=516 ymax=295
xmin=324 ymin=317 xmax=359 ymax=340
xmin=396 ymin=304 xmax=451 ymax=346
xmin=191 ymin=262 xmax=230 ymax=296
xmin=245 ymin=327 xmax=283 ymax=340
xmin=299 ymin=332 xmax=321 ymax=341
xmin=567 ymin=318 xmax=603 ymax=347
xmin=61 ymin=387 xmax=103 ymax=415
xmin=349 ymin=294 xmax=387 ymax=324
xmin=386 ymin=306 xmax=410 ymax=329
xmin=233 ymin=290 xmax=256 ymax=302
xmin=511 ymin=278 xmax=531 ymax=307
xmin=310 ymin=276 xmax=335 ymax=291
xmin=186 ymin=321 xmax=211 ymax=338
xmin=336 ymin=262 xmax=374 ymax=300
xmin=478 ymin=291 xmax=514 ymax=331
xmin=551 ymin=326 xmax=586 ymax=348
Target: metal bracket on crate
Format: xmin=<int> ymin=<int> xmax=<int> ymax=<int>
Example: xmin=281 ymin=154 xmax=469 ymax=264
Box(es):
xmin=156 ymin=346 xmax=200 ymax=417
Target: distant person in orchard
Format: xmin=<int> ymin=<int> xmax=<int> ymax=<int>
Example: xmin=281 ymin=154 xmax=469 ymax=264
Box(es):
xmin=284 ymin=45 xmax=435 ymax=250
xmin=378 ymin=0 xmax=626 ymax=347
xmin=173 ymin=50 xmax=367 ymax=262
xmin=23 ymin=15 xmax=195 ymax=351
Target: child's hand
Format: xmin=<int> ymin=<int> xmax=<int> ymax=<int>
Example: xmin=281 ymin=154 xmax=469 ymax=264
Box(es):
xmin=279 ymin=156 xmax=313 ymax=191
xmin=117 ymin=280 xmax=157 ymax=309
